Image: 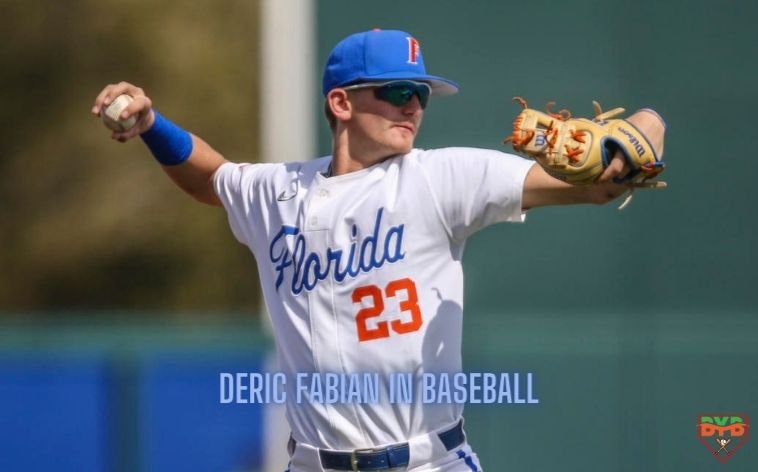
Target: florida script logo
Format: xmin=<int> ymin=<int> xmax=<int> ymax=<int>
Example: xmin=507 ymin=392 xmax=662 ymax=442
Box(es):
xmin=269 ymin=208 xmax=405 ymax=295
xmin=696 ymin=414 xmax=749 ymax=463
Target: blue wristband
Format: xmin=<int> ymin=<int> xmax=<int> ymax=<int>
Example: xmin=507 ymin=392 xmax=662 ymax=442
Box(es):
xmin=140 ymin=110 xmax=193 ymax=166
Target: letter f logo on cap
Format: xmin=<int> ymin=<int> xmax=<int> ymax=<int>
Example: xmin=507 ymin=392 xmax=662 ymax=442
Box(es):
xmin=322 ymin=30 xmax=459 ymax=96
xmin=407 ymin=37 xmax=420 ymax=64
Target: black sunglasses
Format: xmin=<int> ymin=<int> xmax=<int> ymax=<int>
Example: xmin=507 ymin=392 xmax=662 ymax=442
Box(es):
xmin=343 ymin=80 xmax=432 ymax=109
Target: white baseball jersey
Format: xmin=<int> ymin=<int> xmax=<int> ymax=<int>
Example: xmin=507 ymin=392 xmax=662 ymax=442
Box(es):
xmin=213 ymin=147 xmax=534 ymax=450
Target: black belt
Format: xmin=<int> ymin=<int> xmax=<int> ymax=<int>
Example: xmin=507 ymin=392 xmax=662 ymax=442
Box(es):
xmin=305 ymin=420 xmax=465 ymax=471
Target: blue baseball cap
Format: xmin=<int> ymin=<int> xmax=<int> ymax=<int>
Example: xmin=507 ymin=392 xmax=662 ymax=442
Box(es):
xmin=322 ymin=29 xmax=459 ymax=97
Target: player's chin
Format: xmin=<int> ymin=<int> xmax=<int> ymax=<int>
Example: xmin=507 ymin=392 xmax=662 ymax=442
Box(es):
xmin=388 ymin=134 xmax=415 ymax=153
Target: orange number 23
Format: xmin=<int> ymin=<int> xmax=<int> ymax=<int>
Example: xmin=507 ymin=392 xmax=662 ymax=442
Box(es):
xmin=352 ymin=278 xmax=423 ymax=342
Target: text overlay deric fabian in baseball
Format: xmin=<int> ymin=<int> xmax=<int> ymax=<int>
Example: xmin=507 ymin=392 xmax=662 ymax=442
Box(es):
xmin=219 ymin=372 xmax=539 ymax=405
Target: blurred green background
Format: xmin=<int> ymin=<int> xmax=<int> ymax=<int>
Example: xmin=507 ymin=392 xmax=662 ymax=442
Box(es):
xmin=2 ymin=0 xmax=756 ymax=471
xmin=1 ymin=0 xmax=261 ymax=314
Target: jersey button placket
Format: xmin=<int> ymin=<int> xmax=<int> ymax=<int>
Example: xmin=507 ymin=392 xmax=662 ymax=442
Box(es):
xmin=306 ymin=186 xmax=332 ymax=230
xmin=302 ymin=182 xmax=347 ymax=428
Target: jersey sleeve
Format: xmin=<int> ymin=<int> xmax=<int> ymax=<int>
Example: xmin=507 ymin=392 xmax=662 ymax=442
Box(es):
xmin=212 ymin=162 xmax=262 ymax=247
xmin=416 ymin=147 xmax=535 ymax=241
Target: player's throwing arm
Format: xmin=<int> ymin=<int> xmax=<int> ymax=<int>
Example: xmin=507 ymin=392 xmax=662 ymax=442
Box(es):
xmin=91 ymin=82 xmax=227 ymax=205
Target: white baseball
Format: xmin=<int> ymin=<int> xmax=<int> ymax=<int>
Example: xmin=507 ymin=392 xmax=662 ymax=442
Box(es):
xmin=101 ymin=94 xmax=137 ymax=132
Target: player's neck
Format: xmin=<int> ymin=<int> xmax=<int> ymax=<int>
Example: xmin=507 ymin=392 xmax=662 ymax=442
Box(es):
xmin=330 ymin=130 xmax=404 ymax=177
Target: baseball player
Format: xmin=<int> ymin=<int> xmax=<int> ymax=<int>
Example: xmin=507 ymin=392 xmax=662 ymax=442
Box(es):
xmin=92 ymin=29 xmax=665 ymax=471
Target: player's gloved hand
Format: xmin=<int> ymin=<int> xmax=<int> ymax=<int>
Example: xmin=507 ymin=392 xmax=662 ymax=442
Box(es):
xmin=504 ymin=98 xmax=666 ymax=208
xmin=91 ymin=82 xmax=156 ymax=142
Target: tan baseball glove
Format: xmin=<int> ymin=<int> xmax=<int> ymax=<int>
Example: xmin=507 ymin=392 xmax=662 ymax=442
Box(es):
xmin=503 ymin=97 xmax=666 ymax=192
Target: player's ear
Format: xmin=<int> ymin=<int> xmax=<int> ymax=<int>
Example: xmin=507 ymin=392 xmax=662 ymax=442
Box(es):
xmin=326 ymin=89 xmax=352 ymax=123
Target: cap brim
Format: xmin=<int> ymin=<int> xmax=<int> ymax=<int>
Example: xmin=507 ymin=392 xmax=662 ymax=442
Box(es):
xmin=424 ymin=77 xmax=459 ymax=96
xmin=344 ymin=72 xmax=459 ymax=96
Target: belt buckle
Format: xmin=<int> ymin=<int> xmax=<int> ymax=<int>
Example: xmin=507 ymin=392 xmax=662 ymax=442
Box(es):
xmin=350 ymin=447 xmax=384 ymax=472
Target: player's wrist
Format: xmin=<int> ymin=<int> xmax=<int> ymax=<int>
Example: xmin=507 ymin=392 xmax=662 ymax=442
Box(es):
xmin=139 ymin=110 xmax=193 ymax=166
xmin=142 ymin=109 xmax=156 ymax=131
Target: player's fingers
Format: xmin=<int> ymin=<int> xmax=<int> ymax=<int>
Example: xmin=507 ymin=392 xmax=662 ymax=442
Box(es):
xmin=109 ymin=108 xmax=154 ymax=142
xmin=92 ymin=82 xmax=142 ymax=115
xmin=111 ymin=128 xmax=140 ymax=142
xmin=597 ymin=152 xmax=629 ymax=182
xmin=92 ymin=84 xmax=118 ymax=115
xmin=121 ymin=95 xmax=152 ymax=121
xmin=111 ymin=130 xmax=128 ymax=142
xmin=93 ymin=83 xmax=129 ymax=115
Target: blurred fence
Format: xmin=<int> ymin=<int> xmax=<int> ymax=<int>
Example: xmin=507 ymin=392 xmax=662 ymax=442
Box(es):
xmin=0 ymin=320 xmax=269 ymax=472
